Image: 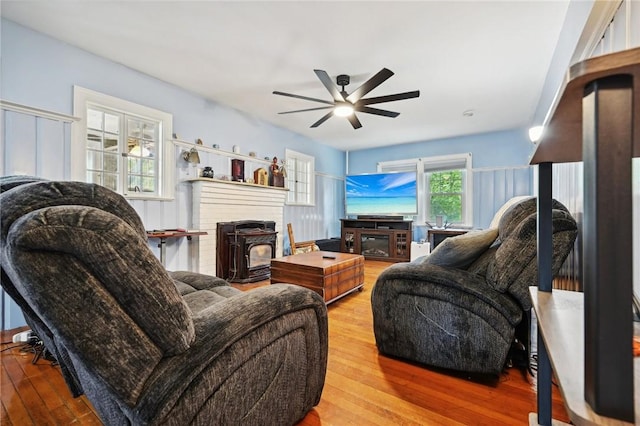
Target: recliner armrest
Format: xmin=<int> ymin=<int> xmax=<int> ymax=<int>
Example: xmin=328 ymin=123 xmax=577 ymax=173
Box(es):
xmin=135 ymin=284 xmax=328 ymax=423
xmin=169 ymin=270 xmax=229 ymax=291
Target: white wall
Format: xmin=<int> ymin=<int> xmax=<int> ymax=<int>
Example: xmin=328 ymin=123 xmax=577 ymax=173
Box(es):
xmin=348 ymin=129 xmax=536 ymax=237
xmin=0 ymin=19 xmax=345 ymax=330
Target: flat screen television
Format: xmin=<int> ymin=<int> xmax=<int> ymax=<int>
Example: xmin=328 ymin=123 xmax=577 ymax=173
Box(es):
xmin=345 ymin=171 xmax=418 ymax=216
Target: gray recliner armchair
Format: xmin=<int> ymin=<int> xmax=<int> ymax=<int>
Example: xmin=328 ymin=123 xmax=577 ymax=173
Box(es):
xmin=371 ymin=197 xmax=577 ymax=375
xmin=0 ymin=177 xmax=328 ymax=425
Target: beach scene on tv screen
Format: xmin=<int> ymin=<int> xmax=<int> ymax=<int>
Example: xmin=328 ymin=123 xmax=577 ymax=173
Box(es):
xmin=346 ymin=172 xmax=417 ymax=215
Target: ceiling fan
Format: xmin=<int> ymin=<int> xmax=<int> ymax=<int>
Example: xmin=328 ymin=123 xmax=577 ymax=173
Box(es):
xmin=273 ymin=68 xmax=420 ymax=129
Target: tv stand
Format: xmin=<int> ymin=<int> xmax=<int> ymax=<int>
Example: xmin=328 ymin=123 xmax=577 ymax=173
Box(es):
xmin=340 ymin=218 xmax=412 ymax=262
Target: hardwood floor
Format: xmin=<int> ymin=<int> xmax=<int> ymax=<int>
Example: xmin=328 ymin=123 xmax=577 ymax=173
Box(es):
xmin=1 ymin=260 xmax=570 ymax=425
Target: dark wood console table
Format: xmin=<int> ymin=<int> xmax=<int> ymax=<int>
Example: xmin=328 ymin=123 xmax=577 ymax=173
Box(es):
xmin=529 ymin=47 xmax=639 ymax=425
xmin=146 ymin=230 xmax=207 ymax=266
xmin=427 ymin=228 xmax=469 ymax=250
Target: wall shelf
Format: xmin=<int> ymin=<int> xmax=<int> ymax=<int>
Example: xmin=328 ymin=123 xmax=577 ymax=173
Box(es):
xmin=172 ymin=138 xmax=273 ymax=165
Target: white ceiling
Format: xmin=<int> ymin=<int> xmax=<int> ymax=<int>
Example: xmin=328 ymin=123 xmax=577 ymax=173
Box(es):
xmin=1 ymin=0 xmax=574 ymax=151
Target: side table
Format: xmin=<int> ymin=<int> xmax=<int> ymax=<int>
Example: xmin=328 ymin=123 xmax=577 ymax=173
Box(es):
xmin=427 ymin=228 xmax=468 ymax=250
xmin=146 ymin=230 xmax=207 ymax=266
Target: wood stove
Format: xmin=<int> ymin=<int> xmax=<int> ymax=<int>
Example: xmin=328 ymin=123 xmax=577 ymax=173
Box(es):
xmin=216 ymin=220 xmax=277 ymax=283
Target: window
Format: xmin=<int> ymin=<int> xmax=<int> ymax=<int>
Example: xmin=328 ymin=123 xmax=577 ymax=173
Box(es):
xmin=379 ymin=153 xmax=472 ymax=226
xmin=72 ymin=86 xmax=174 ymax=200
xmin=285 ymin=149 xmax=315 ymax=206
xmin=426 ymin=169 xmax=464 ymax=223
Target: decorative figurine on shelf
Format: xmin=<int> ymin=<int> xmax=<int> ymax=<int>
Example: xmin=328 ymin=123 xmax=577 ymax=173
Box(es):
xmin=254 ymin=168 xmax=268 ymax=186
xmin=270 ymin=157 xmax=280 ymax=174
xmin=202 ymin=166 xmax=214 ymax=178
xmin=231 ymin=159 xmax=245 ymax=182
xmin=269 ymin=156 xmax=285 ymax=187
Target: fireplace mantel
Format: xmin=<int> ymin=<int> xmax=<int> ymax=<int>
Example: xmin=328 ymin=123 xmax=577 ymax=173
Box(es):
xmin=190 ymin=179 xmax=287 ymax=276
xmin=188 ymin=177 xmax=289 ymax=191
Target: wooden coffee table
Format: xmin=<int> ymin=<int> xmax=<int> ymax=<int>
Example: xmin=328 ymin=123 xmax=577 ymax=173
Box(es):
xmin=270 ymin=251 xmax=365 ymax=304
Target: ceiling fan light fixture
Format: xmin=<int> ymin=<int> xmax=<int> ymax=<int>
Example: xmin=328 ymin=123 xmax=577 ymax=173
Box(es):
xmin=334 ymin=103 xmax=354 ymax=117
xmin=273 ymin=68 xmax=419 ymax=129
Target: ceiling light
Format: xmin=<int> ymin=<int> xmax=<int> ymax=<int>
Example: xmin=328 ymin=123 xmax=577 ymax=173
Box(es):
xmin=334 ymin=103 xmax=354 ymax=117
xmin=528 ymin=125 xmax=544 ymax=143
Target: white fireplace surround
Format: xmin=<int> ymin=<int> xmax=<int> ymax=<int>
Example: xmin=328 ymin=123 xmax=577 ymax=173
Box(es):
xmin=190 ymin=179 xmax=287 ymax=276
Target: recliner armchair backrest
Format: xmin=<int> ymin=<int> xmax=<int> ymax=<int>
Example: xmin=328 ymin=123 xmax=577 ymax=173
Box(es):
xmin=469 ymin=197 xmax=578 ymax=310
xmin=1 ymin=179 xmax=195 ymax=406
xmin=0 ymin=178 xmax=147 ymax=238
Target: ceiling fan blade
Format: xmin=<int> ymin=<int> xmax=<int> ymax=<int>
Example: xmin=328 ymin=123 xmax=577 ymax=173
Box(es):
xmin=346 ymin=114 xmax=363 ymax=129
xmin=356 ymin=90 xmax=420 ymax=106
xmin=278 ymin=106 xmax=333 ymax=115
xmin=314 ymin=69 xmax=345 ymax=102
xmin=356 ymin=106 xmax=400 ymax=118
xmin=346 ymin=68 xmax=394 ymax=103
xmin=310 ymin=111 xmax=334 ymax=128
xmin=272 ymin=90 xmax=334 ymax=106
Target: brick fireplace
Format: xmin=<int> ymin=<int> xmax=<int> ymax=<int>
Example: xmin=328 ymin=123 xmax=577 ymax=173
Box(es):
xmin=190 ymin=179 xmax=287 ymax=276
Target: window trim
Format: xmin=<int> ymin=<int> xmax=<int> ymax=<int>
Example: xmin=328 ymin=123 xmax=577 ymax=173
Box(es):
xmin=378 ymin=153 xmax=473 ymax=226
xmin=285 ymin=148 xmax=315 ymax=206
xmin=72 ymin=86 xmax=175 ymax=200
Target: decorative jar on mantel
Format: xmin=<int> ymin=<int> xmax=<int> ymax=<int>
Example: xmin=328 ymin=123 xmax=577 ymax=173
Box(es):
xmin=202 ymin=167 xmax=214 ymax=178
